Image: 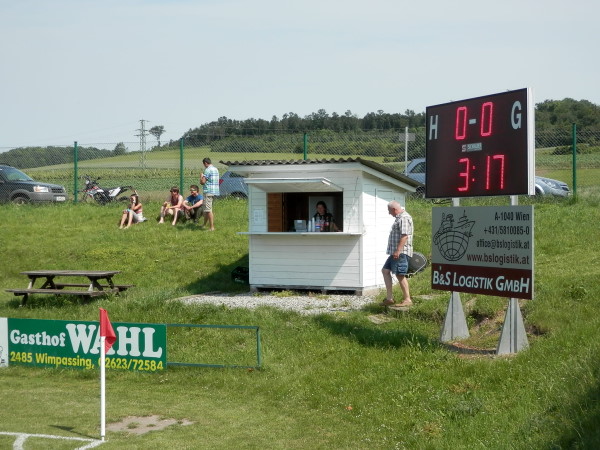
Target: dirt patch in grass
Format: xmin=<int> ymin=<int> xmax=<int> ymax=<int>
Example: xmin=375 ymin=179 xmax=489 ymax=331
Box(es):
xmin=107 ymin=415 xmax=193 ymax=435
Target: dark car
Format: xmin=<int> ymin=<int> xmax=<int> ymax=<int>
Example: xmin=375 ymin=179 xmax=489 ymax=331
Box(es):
xmin=0 ymin=165 xmax=68 ymax=204
xmin=218 ymin=171 xmax=248 ymax=198
xmin=405 ymin=158 xmax=570 ymax=197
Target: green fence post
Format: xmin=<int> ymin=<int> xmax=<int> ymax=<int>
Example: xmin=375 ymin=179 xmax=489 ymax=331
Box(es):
xmin=180 ymin=138 xmax=185 ymax=190
xmin=303 ymin=133 xmax=308 ymax=160
xmin=572 ymin=123 xmax=577 ymax=198
xmin=73 ymin=141 xmax=78 ymax=203
xmin=256 ymin=327 xmax=262 ymax=369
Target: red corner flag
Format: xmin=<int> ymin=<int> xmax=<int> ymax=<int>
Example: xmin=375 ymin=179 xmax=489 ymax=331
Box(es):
xmin=99 ymin=308 xmax=116 ymax=353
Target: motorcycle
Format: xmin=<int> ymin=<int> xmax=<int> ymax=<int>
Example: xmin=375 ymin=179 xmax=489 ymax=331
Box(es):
xmin=80 ymin=175 xmax=133 ymax=205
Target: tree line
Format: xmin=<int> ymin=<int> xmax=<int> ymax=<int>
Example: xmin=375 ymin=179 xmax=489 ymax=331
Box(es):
xmin=0 ymin=145 xmax=118 ymax=170
xmin=2 ymin=98 xmax=598 ymax=168
xmin=181 ymin=108 xmax=425 ymax=142
xmin=181 ymin=99 xmax=600 ymax=141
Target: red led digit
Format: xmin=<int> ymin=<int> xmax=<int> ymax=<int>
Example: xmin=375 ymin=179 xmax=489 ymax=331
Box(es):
xmin=494 ymin=154 xmax=505 ymax=189
xmin=480 ymin=102 xmax=493 ymax=137
xmin=458 ymin=157 xmax=470 ymax=191
xmin=455 ymin=106 xmax=467 ymax=140
xmin=485 ymin=154 xmax=506 ymax=190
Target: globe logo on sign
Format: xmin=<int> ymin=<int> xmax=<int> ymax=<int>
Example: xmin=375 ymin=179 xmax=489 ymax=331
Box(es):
xmin=433 ymin=211 xmax=475 ymax=261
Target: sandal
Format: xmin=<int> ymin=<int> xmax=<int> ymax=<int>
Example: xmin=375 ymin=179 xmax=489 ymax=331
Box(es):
xmin=395 ymin=299 xmax=413 ymax=307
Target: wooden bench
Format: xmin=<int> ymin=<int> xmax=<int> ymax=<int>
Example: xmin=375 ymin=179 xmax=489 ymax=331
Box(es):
xmin=6 ymin=288 xmax=117 ymax=305
xmin=5 ymin=270 xmax=133 ymax=306
xmin=53 ymin=283 xmax=135 ymax=291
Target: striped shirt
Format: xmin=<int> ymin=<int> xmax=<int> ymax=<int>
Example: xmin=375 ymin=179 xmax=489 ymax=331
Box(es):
xmin=202 ymin=165 xmax=220 ymax=196
xmin=386 ymin=210 xmax=413 ymax=257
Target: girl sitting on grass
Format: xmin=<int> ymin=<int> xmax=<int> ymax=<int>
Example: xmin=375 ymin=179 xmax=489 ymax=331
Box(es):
xmin=119 ymin=193 xmax=145 ymax=229
xmin=159 ymin=186 xmax=184 ymax=225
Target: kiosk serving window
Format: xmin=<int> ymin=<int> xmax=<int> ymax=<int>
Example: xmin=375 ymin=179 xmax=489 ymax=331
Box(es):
xmin=267 ymin=192 xmax=343 ymax=232
xmin=243 ymin=177 xmax=343 ymax=233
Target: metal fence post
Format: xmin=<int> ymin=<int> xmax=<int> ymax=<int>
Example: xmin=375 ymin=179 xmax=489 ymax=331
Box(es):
xmin=256 ymin=327 xmax=262 ymax=368
xmin=572 ymin=123 xmax=577 ymax=198
xmin=73 ymin=141 xmax=78 ymax=203
xmin=179 ymin=138 xmax=184 ymax=190
xmin=303 ymin=133 xmax=308 ymax=160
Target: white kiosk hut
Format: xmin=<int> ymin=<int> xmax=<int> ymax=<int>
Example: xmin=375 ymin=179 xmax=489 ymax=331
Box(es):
xmin=223 ymin=158 xmax=421 ymax=295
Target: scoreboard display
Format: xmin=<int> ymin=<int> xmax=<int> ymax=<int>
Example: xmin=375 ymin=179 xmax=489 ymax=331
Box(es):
xmin=425 ymin=88 xmax=534 ymax=198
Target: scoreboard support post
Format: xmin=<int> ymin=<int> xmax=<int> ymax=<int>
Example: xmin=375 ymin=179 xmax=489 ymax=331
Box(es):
xmin=497 ymin=298 xmax=529 ymax=355
xmin=496 ymin=196 xmax=529 ymax=355
xmin=440 ymin=291 xmax=470 ymax=342
xmin=439 ymin=199 xmax=470 ymax=344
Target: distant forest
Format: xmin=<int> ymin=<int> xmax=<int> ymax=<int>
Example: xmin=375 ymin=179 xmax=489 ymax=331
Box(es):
xmin=1 ymin=98 xmax=598 ymax=169
xmin=0 ymin=146 xmax=115 ymax=170
xmin=181 ymin=98 xmax=600 ymax=140
xmin=0 ymin=143 xmax=127 ymax=170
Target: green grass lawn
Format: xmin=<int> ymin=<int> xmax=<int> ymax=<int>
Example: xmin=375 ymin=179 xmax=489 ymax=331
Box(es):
xmin=1 ymin=196 xmax=600 ymax=448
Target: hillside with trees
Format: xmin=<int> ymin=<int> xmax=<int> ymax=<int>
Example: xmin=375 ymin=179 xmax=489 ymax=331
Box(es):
xmin=181 ymin=99 xmax=600 ymax=142
xmin=0 ymin=145 xmax=118 ymax=169
xmin=181 ymin=109 xmax=425 ymax=142
xmin=1 ymin=99 xmax=598 ymax=168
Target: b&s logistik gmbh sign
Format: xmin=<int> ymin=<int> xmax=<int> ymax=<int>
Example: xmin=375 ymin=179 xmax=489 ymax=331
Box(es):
xmin=0 ymin=317 xmax=166 ymax=372
xmin=431 ymin=206 xmax=534 ymax=299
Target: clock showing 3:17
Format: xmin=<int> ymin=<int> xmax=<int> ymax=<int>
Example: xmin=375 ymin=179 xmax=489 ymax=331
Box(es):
xmin=425 ymin=88 xmax=535 ymax=198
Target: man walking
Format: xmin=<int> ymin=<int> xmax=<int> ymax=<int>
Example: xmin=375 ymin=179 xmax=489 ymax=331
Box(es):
xmin=381 ymin=200 xmax=413 ymax=307
xmin=200 ymin=158 xmax=220 ymax=231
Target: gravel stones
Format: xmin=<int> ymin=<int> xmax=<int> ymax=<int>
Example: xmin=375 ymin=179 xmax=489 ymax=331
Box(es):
xmin=176 ymin=292 xmax=376 ymax=315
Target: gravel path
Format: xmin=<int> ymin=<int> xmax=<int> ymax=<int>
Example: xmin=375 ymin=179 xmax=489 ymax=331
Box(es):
xmin=176 ymin=292 xmax=378 ymax=315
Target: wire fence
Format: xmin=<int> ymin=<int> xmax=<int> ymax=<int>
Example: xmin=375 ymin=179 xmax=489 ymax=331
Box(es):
xmin=1 ymin=127 xmax=599 ymax=202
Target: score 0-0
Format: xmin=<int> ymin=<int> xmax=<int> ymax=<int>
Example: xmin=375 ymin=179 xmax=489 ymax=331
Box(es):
xmin=425 ymin=88 xmax=535 ymax=198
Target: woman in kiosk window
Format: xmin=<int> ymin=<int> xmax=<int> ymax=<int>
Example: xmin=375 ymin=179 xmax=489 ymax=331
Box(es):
xmin=312 ymin=201 xmax=340 ymax=232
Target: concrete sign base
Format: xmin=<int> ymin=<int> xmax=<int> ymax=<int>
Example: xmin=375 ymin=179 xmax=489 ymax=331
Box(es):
xmin=496 ymin=298 xmax=529 ymax=355
xmin=440 ymin=291 xmax=470 ymax=342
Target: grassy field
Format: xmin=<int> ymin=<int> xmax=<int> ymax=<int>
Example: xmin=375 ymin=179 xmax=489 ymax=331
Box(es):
xmin=1 ymin=195 xmax=600 ymax=448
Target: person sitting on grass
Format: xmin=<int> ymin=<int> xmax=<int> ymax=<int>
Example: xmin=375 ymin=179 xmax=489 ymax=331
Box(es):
xmin=119 ymin=193 xmax=145 ymax=229
xmin=181 ymin=184 xmax=204 ymax=224
xmin=158 ymin=186 xmax=184 ymax=226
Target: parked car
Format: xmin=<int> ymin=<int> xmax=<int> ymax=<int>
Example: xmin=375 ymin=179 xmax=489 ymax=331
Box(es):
xmin=405 ymin=158 xmax=570 ymax=197
xmin=218 ymin=171 xmax=248 ymax=198
xmin=533 ymin=175 xmax=571 ymax=197
xmin=0 ymin=165 xmax=68 ymax=204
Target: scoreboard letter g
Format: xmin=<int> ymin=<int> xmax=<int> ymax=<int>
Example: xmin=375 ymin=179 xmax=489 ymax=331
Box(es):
xmin=511 ymin=101 xmax=522 ymax=130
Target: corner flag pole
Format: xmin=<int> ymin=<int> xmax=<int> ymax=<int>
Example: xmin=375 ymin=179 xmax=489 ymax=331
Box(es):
xmin=99 ymin=308 xmax=116 ymax=442
xmin=100 ymin=336 xmax=107 ymax=441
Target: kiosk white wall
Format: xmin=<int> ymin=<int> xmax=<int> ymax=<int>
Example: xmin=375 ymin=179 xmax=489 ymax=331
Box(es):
xmin=226 ymin=159 xmax=419 ymax=295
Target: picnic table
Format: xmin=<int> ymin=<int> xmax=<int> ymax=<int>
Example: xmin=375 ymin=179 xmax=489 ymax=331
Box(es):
xmin=5 ymin=270 xmax=134 ymax=305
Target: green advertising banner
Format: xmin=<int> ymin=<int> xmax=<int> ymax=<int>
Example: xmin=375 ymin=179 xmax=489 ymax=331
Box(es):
xmin=0 ymin=317 xmax=166 ymax=372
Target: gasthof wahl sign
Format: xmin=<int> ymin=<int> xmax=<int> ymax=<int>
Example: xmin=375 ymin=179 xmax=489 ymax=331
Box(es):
xmin=431 ymin=205 xmax=534 ymax=299
xmin=0 ymin=317 xmax=166 ymax=372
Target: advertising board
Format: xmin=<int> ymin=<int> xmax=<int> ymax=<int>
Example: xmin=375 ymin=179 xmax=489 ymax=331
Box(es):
xmin=431 ymin=205 xmax=534 ymax=299
xmin=0 ymin=317 xmax=166 ymax=372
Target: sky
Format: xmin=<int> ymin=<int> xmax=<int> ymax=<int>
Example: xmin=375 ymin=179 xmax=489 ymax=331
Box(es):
xmin=0 ymin=0 xmax=597 ymax=150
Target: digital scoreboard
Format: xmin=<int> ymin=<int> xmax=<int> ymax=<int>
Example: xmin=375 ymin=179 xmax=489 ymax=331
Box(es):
xmin=425 ymin=88 xmax=534 ymax=198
